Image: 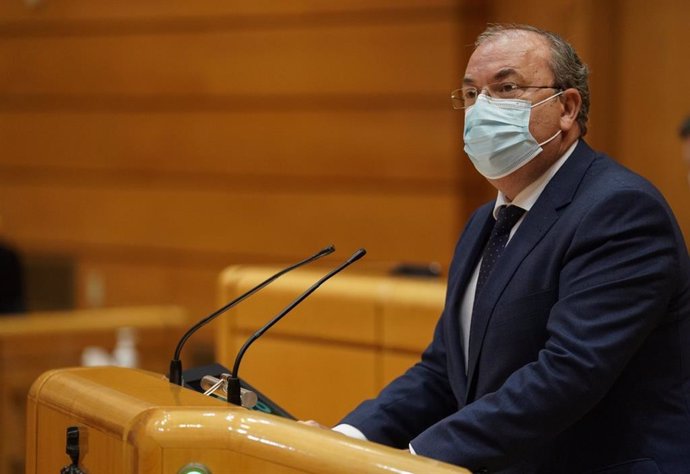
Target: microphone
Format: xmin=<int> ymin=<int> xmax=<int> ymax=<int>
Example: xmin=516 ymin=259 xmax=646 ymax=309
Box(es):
xmin=226 ymin=248 xmax=367 ymax=405
xmin=168 ymin=244 xmax=335 ymax=386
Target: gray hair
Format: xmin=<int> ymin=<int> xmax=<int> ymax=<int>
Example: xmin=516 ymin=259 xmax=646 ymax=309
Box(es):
xmin=476 ymin=24 xmax=590 ymax=136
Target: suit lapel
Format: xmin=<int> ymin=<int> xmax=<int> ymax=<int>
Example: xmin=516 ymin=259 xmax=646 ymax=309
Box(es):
xmin=465 ymin=204 xmax=560 ymax=391
xmin=443 ymin=204 xmax=495 ymax=402
xmin=464 ymin=141 xmax=598 ymax=396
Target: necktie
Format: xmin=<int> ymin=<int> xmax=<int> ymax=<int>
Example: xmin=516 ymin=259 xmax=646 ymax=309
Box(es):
xmin=476 ymin=205 xmax=526 ymax=293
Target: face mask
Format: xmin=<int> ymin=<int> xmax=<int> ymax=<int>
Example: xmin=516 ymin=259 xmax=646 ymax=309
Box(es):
xmin=463 ymin=92 xmax=563 ymax=179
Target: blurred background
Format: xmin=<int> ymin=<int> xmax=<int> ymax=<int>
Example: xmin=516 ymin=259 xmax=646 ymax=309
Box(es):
xmin=1 ymin=0 xmax=689 ymax=357
xmin=2 ymin=1 xmax=690 ymax=471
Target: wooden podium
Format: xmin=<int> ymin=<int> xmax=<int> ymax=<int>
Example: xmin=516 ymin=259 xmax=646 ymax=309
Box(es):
xmin=26 ymin=366 xmax=469 ymax=473
xmin=0 ymin=305 xmax=187 ymax=474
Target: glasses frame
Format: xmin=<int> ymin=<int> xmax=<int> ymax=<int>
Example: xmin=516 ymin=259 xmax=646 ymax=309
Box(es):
xmin=451 ymin=82 xmax=562 ymax=110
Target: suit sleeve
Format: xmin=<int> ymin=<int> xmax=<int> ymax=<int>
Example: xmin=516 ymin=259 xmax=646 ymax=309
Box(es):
xmin=338 ymin=311 xmax=459 ymax=448
xmin=410 ymin=188 xmax=683 ymax=470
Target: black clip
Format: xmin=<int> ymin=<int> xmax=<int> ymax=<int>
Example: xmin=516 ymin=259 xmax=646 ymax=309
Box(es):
xmin=60 ymin=426 xmax=85 ymax=474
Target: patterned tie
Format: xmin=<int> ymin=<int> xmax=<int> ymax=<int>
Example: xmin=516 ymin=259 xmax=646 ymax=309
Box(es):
xmin=476 ymin=205 xmax=526 ymax=293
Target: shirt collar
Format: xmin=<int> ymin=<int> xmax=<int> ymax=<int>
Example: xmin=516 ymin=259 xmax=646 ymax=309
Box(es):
xmin=493 ymin=140 xmax=579 ymax=218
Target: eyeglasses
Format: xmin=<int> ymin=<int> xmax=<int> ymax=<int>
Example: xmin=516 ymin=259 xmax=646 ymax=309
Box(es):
xmin=451 ymin=82 xmax=561 ymax=109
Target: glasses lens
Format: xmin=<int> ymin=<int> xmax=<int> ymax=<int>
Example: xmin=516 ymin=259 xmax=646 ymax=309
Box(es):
xmin=489 ymin=82 xmax=521 ymax=99
xmin=450 ymin=89 xmax=465 ymax=109
xmin=451 ymin=88 xmax=476 ymax=109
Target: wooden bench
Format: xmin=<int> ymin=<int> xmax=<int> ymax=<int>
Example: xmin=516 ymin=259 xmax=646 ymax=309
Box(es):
xmin=215 ymin=266 xmax=446 ymax=425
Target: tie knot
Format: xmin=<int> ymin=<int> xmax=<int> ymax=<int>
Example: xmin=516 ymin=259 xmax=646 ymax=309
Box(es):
xmin=474 ymin=205 xmax=526 ymax=293
xmin=494 ymin=205 xmax=526 ymax=234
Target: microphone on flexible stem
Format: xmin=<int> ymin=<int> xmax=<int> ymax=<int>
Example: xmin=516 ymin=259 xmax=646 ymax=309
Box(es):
xmin=168 ymin=244 xmax=336 ymax=386
xmin=226 ymin=248 xmax=367 ymax=406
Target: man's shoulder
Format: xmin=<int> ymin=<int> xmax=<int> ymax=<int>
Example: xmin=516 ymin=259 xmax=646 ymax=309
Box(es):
xmin=584 ymin=152 xmax=666 ymax=204
xmin=562 ymin=142 xmax=663 ymax=204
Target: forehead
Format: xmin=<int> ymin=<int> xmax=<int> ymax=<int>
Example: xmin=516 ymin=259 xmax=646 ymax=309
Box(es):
xmin=464 ymin=31 xmax=553 ymax=85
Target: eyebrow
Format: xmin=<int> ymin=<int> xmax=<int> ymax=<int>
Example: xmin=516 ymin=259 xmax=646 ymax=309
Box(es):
xmin=462 ymin=67 xmax=522 ymax=86
xmin=493 ymin=68 xmax=520 ymax=82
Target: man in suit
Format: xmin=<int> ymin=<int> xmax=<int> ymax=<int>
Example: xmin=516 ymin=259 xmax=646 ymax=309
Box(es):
xmin=331 ymin=25 xmax=690 ymax=473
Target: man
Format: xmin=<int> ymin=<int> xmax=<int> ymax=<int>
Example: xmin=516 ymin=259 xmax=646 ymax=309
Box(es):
xmin=330 ymin=25 xmax=690 ymax=473
xmin=680 ymin=116 xmax=690 ymax=186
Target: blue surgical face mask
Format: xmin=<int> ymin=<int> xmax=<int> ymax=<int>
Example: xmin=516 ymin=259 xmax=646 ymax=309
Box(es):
xmin=463 ymin=92 xmax=563 ymax=179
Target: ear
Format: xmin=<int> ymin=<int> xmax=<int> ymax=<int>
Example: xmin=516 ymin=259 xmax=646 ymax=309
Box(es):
xmin=559 ymin=88 xmax=582 ymax=132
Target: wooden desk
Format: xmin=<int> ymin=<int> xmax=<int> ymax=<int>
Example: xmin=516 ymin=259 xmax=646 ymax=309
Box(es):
xmin=0 ymin=305 xmax=187 ymax=474
xmin=215 ymin=266 xmax=445 ymax=425
xmin=26 ymin=366 xmax=469 ymax=473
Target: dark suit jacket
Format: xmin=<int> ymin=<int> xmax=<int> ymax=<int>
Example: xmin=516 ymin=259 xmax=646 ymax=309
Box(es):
xmin=341 ymin=141 xmax=690 ymax=473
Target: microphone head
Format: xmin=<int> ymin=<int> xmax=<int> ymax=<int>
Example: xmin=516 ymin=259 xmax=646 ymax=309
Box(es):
xmin=320 ymin=244 xmax=336 ymax=256
xmin=348 ymin=248 xmax=367 ymax=263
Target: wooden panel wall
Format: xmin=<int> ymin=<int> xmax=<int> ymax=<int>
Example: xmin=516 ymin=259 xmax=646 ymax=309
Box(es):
xmin=0 ymin=1 xmax=471 ymax=341
xmin=615 ymin=0 xmax=690 ymax=240
xmin=1 ymin=0 xmax=688 ymax=354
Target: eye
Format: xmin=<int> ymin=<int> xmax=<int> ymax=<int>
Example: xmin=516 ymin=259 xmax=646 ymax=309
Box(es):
xmin=496 ymin=82 xmax=519 ymax=94
xmin=462 ymin=87 xmax=478 ymax=100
